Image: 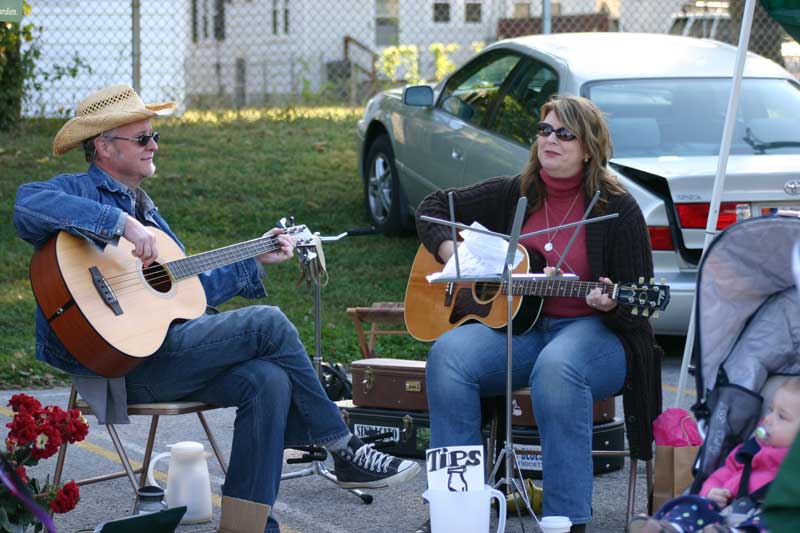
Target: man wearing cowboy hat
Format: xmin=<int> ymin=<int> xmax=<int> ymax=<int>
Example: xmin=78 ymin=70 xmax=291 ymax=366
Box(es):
xmin=14 ymin=84 xmax=419 ymax=532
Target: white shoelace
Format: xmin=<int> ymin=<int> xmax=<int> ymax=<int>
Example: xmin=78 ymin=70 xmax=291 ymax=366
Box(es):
xmin=353 ymin=443 xmax=395 ymax=473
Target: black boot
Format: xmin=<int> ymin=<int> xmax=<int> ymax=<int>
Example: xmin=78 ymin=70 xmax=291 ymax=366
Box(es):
xmin=571 ymin=524 xmax=588 ymax=533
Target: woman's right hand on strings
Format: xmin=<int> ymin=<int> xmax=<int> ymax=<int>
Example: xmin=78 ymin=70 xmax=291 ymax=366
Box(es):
xmin=123 ymin=215 xmax=158 ymax=268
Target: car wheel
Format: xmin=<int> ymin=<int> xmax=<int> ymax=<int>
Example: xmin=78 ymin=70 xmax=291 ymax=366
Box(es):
xmin=364 ymin=134 xmax=407 ymax=235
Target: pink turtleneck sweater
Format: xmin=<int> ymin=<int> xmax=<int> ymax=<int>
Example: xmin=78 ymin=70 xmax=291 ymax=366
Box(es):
xmin=519 ymin=169 xmax=593 ymax=318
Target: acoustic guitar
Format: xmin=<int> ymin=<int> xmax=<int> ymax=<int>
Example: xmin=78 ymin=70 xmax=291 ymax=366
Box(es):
xmin=29 ymin=225 xmax=315 ymax=378
xmin=404 ymin=244 xmax=670 ymax=342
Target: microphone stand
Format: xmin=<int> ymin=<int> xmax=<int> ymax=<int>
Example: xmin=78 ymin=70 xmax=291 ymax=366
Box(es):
xmin=420 ymin=193 xmax=617 ymax=528
xmin=279 ymin=226 xmax=373 ymax=504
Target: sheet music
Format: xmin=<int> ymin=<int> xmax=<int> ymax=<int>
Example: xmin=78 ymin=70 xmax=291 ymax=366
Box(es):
xmin=426 ymin=222 xmax=524 ymax=282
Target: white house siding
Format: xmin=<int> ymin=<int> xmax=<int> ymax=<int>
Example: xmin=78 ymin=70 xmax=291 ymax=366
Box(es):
xmin=22 ymin=0 xmax=703 ymax=112
xmin=25 ymin=0 xmax=187 ymax=116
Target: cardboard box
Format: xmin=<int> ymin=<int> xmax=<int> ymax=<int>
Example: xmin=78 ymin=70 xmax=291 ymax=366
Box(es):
xmin=218 ymin=495 xmax=270 ymax=533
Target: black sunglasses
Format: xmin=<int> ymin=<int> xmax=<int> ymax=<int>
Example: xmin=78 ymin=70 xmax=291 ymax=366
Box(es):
xmin=535 ymin=123 xmax=577 ymax=141
xmin=106 ymin=131 xmax=160 ymax=146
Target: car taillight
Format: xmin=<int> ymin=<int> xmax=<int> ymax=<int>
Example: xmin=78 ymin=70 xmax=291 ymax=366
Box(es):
xmin=675 ymin=202 xmax=742 ymax=230
xmin=648 ymin=227 xmax=674 ymax=250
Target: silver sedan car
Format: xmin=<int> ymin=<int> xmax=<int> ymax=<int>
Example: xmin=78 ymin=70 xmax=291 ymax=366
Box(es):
xmin=356 ymin=32 xmax=800 ymax=335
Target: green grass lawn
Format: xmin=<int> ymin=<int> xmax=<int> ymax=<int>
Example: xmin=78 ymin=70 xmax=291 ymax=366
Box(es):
xmin=0 ymin=107 xmax=429 ymax=389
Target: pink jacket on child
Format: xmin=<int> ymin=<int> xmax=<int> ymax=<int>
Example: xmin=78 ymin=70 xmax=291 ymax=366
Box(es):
xmin=700 ymin=441 xmax=789 ymax=498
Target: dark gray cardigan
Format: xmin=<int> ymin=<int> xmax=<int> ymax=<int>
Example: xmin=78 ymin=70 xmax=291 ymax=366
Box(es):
xmin=416 ymin=174 xmax=662 ymax=460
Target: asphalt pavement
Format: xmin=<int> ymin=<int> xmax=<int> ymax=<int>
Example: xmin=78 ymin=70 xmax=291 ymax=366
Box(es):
xmin=4 ymin=339 xmax=695 ymax=533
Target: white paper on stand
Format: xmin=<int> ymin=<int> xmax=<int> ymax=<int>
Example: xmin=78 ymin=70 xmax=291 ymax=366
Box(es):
xmin=425 ymin=445 xmax=485 ymax=492
xmin=426 ymin=222 xmax=524 ymax=282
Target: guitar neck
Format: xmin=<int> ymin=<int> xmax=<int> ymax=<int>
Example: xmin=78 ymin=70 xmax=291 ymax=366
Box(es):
xmin=505 ymin=279 xmax=615 ymax=300
xmin=165 ymin=235 xmax=281 ymax=280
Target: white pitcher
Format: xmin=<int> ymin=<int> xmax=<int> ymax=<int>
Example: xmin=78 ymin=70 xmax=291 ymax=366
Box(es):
xmin=423 ymin=484 xmax=506 ymax=533
xmin=146 ymin=441 xmax=213 ymax=524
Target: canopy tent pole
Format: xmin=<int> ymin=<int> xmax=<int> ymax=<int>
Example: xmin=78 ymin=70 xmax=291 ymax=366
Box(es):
xmin=674 ymin=0 xmax=758 ymax=408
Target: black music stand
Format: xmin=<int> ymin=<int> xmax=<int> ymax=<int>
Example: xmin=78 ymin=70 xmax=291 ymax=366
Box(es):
xmin=279 ymin=226 xmax=373 ymax=504
xmin=420 ymin=193 xmax=617 ymax=528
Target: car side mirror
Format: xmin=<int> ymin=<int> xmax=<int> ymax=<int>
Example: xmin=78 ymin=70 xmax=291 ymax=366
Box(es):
xmin=403 ymin=86 xmax=434 ymax=107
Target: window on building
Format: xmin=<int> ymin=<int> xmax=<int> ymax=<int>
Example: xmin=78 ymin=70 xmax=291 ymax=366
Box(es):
xmin=376 ymin=0 xmax=399 ymax=46
xmin=465 ymin=3 xmax=482 ymax=23
xmin=433 ymin=2 xmax=450 ymax=23
xmin=202 ymin=0 xmax=209 ymax=40
xmin=213 ymin=0 xmax=225 ymax=41
xmin=512 ymin=2 xmax=529 ymax=19
xmin=191 ymin=0 xmax=198 ymax=42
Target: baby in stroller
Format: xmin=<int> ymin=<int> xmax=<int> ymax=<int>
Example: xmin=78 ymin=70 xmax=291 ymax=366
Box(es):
xmin=629 ymin=377 xmax=800 ymax=533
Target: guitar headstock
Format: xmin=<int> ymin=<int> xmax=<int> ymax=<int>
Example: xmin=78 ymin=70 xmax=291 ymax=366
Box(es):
xmin=277 ymin=217 xmax=316 ymax=249
xmin=615 ymin=278 xmax=670 ymax=318
xmin=284 ymin=224 xmax=316 ymax=249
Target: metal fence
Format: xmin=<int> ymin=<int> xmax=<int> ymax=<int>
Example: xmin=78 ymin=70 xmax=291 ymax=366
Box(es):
xmin=21 ymin=0 xmax=798 ymax=116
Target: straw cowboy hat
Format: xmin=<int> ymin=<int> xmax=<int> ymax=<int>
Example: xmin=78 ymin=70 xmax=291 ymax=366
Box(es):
xmin=53 ymin=84 xmax=176 ymax=156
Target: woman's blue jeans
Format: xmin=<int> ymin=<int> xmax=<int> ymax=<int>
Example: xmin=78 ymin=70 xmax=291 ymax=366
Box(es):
xmin=426 ymin=314 xmax=626 ymax=524
xmin=124 ymin=305 xmax=350 ymax=533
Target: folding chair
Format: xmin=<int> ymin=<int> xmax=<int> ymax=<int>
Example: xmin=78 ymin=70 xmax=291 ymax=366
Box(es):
xmin=346 ymin=301 xmax=406 ymax=358
xmin=52 ymin=384 xmax=228 ymax=496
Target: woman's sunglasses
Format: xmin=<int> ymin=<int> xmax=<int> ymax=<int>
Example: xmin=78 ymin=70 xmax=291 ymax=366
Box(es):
xmin=105 ymin=131 xmax=160 ymax=146
xmin=535 ymin=123 xmax=577 ymax=141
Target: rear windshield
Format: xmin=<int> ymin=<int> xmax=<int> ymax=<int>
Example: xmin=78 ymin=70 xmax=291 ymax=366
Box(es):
xmin=586 ymin=78 xmax=800 ymax=158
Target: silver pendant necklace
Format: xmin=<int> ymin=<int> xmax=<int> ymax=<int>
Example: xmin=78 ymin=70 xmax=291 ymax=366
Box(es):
xmin=543 ymin=190 xmax=582 ymax=254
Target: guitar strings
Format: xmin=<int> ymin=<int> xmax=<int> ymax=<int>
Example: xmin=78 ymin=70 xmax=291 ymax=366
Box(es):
xmin=99 ymin=239 xmax=283 ymax=293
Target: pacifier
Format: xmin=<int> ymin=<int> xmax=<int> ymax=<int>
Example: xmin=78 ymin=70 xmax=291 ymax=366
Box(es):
xmin=755 ymin=426 xmax=769 ymax=441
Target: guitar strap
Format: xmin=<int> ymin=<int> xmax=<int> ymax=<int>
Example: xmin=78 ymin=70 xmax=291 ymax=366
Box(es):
xmin=298 ymin=234 xmax=328 ymax=287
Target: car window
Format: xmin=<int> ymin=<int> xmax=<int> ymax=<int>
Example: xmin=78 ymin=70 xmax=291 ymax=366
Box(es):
xmin=587 ymin=78 xmax=800 ymax=157
xmin=489 ymin=60 xmax=559 ymax=147
xmin=438 ymin=50 xmax=522 ymax=127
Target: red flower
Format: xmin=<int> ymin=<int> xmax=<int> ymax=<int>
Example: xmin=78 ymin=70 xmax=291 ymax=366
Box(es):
xmin=14 ymin=466 xmax=28 ymax=484
xmin=7 ymin=412 xmax=38 ymax=446
xmin=49 ymin=480 xmax=80 ymax=514
xmin=8 ymin=394 xmax=42 ymax=415
xmin=61 ymin=410 xmax=88 ymax=443
xmin=31 ymin=424 xmax=62 ymax=460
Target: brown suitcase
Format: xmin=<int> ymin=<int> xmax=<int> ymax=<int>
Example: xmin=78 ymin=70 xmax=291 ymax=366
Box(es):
xmin=501 ymin=388 xmax=616 ymax=427
xmin=351 ymin=358 xmax=427 ymax=411
xmin=350 ymin=359 xmax=617 ymax=425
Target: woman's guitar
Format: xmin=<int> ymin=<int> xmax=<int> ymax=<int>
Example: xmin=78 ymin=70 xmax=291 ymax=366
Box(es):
xmin=29 ymin=225 xmax=315 ymax=378
xmin=404 ymin=244 xmax=670 ymax=342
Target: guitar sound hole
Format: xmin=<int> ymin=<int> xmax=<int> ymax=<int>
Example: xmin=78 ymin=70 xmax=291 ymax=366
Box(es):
xmin=144 ymin=261 xmax=172 ymax=293
xmin=473 ymin=282 xmax=500 ymax=303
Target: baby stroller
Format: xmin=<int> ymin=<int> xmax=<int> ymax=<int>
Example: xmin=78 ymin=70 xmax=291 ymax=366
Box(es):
xmin=689 ymin=214 xmax=800 ymax=502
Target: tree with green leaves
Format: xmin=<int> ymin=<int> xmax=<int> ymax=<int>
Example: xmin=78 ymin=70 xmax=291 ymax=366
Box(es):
xmin=0 ymin=1 xmax=36 ymax=130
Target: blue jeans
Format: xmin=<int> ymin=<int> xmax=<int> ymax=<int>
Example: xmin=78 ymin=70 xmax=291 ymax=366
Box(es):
xmin=125 ymin=305 xmax=350 ymax=533
xmin=426 ymin=315 xmax=626 ymax=524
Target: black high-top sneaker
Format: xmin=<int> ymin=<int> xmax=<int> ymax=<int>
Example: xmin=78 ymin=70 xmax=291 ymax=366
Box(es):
xmin=332 ymin=436 xmax=420 ymax=488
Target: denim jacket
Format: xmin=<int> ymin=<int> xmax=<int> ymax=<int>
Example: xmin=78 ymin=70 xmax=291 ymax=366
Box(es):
xmin=14 ymin=163 xmax=267 ymax=376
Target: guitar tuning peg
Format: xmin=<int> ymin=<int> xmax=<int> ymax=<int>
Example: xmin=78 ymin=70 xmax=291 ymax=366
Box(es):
xmin=652 ymin=311 xmax=660 ymax=319
xmin=638 ymin=277 xmax=644 ymax=284
xmin=661 ymin=278 xmax=667 ymax=285
xmin=649 ymin=277 xmax=656 ymax=285
xmin=642 ymin=309 xmax=650 ymax=317
xmin=631 ymin=307 xmax=639 ymax=316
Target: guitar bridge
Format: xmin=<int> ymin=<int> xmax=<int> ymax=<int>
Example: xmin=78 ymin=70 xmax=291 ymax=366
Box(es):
xmin=444 ymin=282 xmax=454 ymax=307
xmin=89 ymin=266 xmax=123 ymax=316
